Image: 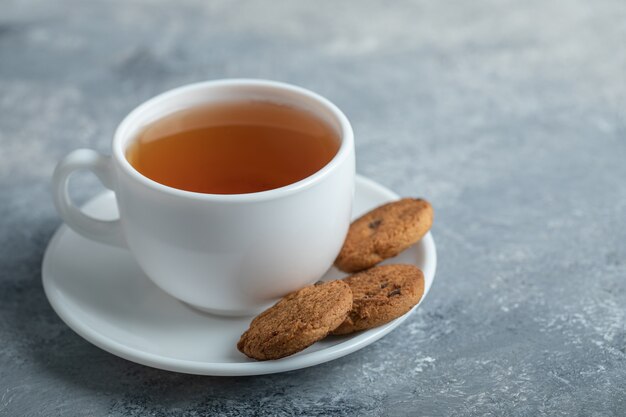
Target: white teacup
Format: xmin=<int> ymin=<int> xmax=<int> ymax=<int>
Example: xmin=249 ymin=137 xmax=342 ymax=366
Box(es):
xmin=52 ymin=79 xmax=355 ymax=316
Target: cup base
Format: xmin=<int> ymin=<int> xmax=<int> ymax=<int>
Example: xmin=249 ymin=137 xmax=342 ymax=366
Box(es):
xmin=183 ymin=301 xmax=274 ymax=318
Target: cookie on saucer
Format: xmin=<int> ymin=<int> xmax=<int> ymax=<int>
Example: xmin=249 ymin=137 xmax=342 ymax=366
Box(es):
xmin=332 ymin=264 xmax=424 ymax=335
xmin=335 ymin=198 xmax=433 ymax=273
xmin=237 ymin=280 xmax=352 ymax=360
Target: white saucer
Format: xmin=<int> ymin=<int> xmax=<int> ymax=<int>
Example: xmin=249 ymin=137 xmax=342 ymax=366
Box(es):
xmin=42 ymin=175 xmax=437 ymax=376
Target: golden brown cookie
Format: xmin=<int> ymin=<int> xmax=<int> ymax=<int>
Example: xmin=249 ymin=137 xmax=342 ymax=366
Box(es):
xmin=237 ymin=280 xmax=352 ymax=360
xmin=335 ymin=198 xmax=433 ymax=273
xmin=332 ymin=264 xmax=424 ymax=335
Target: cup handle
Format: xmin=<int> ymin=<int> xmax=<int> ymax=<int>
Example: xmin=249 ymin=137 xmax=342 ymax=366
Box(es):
xmin=52 ymin=149 xmax=125 ymax=247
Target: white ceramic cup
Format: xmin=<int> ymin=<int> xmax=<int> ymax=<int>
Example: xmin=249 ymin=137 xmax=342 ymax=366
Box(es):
xmin=52 ymin=79 xmax=355 ymax=316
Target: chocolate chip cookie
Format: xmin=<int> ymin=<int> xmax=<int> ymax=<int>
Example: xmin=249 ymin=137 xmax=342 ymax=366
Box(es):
xmin=335 ymin=198 xmax=433 ymax=273
xmin=332 ymin=264 xmax=424 ymax=335
xmin=237 ymin=280 xmax=352 ymax=360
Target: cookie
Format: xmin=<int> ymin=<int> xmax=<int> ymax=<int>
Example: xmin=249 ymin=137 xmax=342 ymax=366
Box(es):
xmin=335 ymin=198 xmax=433 ymax=273
xmin=332 ymin=264 xmax=424 ymax=335
xmin=237 ymin=280 xmax=352 ymax=360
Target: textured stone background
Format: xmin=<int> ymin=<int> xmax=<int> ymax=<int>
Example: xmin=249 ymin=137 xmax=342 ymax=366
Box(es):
xmin=1 ymin=0 xmax=625 ymax=415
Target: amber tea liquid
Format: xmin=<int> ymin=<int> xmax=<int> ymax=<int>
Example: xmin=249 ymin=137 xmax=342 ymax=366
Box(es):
xmin=126 ymin=101 xmax=340 ymax=194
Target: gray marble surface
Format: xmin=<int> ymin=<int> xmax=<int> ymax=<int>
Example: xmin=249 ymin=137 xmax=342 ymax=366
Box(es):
xmin=1 ymin=0 xmax=625 ymax=415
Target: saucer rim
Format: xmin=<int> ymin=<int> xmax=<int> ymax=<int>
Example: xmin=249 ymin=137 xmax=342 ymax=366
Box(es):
xmin=42 ymin=175 xmax=437 ymax=376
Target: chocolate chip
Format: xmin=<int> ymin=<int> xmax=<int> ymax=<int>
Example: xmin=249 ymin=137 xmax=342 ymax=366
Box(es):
xmin=388 ymin=288 xmax=401 ymax=297
xmin=380 ymin=282 xmax=389 ymax=289
xmin=369 ymin=219 xmax=382 ymax=229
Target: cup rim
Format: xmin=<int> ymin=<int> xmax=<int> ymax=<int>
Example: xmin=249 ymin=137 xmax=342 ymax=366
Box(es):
xmin=112 ymin=79 xmax=354 ymax=202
